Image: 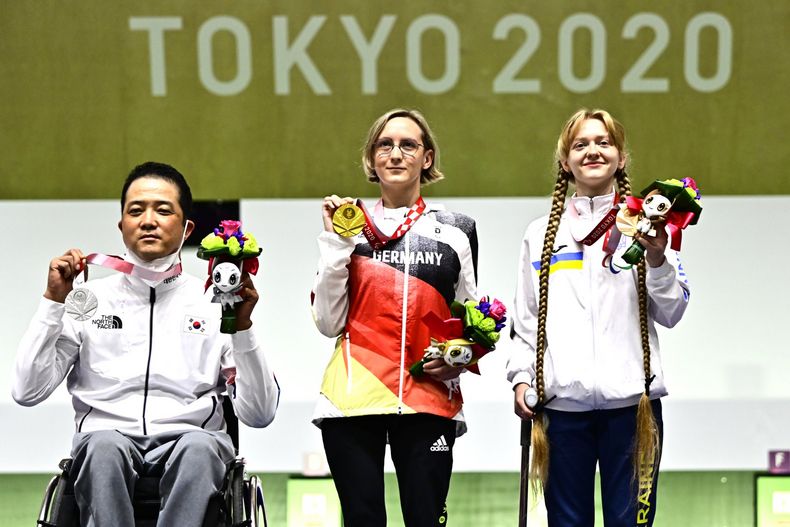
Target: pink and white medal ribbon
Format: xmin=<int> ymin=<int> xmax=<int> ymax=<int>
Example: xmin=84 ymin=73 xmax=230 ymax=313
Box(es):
xmin=81 ymin=253 xmax=183 ymax=283
xmin=65 ymin=253 xmax=183 ymax=321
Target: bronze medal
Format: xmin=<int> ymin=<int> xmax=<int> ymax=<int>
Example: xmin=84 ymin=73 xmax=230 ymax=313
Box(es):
xmin=332 ymin=203 xmax=366 ymax=237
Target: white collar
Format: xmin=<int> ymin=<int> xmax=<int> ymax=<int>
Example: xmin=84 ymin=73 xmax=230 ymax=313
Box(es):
xmin=569 ymin=190 xmax=617 ymax=217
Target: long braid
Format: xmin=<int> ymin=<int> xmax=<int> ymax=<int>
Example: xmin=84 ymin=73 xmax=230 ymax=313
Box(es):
xmin=530 ymin=168 xmax=569 ymax=491
xmin=618 ymin=170 xmax=660 ymax=498
xmin=534 ymin=109 xmax=644 ymax=505
xmin=616 ymin=169 xmax=632 ymax=197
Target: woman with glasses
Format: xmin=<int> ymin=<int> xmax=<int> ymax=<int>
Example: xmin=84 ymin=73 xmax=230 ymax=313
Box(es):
xmin=310 ymin=108 xmax=479 ymax=526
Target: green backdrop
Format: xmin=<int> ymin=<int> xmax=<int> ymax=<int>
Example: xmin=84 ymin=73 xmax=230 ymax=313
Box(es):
xmin=0 ymin=472 xmax=758 ymax=527
xmin=2 ymin=1 xmax=788 ymax=199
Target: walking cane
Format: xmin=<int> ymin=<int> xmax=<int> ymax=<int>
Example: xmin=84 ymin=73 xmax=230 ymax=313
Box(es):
xmin=518 ymin=418 xmax=532 ymax=527
xmin=518 ymin=388 xmax=538 ymax=527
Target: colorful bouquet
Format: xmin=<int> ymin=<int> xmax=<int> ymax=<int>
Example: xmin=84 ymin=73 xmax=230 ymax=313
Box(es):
xmin=197 ymin=221 xmax=262 ymax=334
xmin=615 ymin=177 xmax=703 ymax=265
xmin=410 ymin=296 xmax=507 ymax=377
xmin=198 ymin=220 xmax=262 ymax=260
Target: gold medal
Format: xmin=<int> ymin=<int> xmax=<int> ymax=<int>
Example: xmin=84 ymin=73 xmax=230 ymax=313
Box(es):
xmin=332 ymin=203 xmax=366 ymax=237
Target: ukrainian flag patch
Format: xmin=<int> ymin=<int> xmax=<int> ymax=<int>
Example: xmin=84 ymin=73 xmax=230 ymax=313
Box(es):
xmin=532 ymin=251 xmax=583 ymax=274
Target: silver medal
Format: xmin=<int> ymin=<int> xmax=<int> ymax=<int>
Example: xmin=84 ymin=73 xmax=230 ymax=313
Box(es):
xmin=65 ymin=288 xmax=98 ymax=321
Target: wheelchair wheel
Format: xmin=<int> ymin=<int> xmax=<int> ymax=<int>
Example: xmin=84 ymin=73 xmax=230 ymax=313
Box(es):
xmin=227 ymin=461 xmax=246 ymax=527
xmin=38 ymin=459 xmax=80 ymax=527
xmin=245 ymin=475 xmax=268 ymax=527
xmin=37 ymin=474 xmax=61 ymax=525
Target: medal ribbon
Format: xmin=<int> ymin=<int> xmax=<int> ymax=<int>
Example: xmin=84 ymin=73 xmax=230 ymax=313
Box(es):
xmin=356 ymin=197 xmax=427 ymax=250
xmin=566 ymin=194 xmax=623 ymax=267
xmin=567 ymin=193 xmax=620 ymax=246
xmin=581 ymin=206 xmax=618 ymax=246
xmin=84 ymin=253 xmax=183 ymax=282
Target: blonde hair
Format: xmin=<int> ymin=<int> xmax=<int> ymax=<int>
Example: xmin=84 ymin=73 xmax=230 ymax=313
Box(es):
xmin=361 ymin=108 xmax=444 ymax=185
xmin=555 ymin=108 xmax=628 ymax=180
xmin=530 ymin=109 xmax=659 ymax=506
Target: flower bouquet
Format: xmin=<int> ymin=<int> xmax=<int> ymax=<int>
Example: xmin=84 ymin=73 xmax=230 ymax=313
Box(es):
xmin=410 ymin=296 xmax=507 ymax=377
xmin=197 ymin=220 xmax=262 ymax=334
xmin=615 ymin=177 xmax=703 ymax=265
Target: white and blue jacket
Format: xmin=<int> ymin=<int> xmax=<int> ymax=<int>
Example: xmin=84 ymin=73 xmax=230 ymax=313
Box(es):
xmin=13 ymin=271 xmax=279 ymax=435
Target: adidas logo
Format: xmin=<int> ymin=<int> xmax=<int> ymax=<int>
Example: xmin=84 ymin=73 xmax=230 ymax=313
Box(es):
xmin=430 ymin=435 xmax=450 ymax=452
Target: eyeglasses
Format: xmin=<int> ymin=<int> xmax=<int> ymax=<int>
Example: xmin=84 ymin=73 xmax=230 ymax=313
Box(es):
xmin=374 ymin=138 xmax=424 ymax=157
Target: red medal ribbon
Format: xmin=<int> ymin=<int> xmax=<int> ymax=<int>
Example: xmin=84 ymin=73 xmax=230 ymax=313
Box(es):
xmin=580 ymin=205 xmax=618 ymax=246
xmin=356 ymin=197 xmax=427 ymax=250
xmin=565 ymin=193 xmax=622 ymax=268
xmin=567 ymin=193 xmax=620 ymax=246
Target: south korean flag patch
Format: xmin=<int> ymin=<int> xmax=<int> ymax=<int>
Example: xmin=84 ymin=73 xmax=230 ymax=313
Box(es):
xmin=184 ymin=315 xmax=209 ymax=335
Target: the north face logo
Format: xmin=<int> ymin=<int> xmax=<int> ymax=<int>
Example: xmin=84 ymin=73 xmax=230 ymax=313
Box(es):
xmin=92 ymin=315 xmax=122 ymax=329
xmin=430 ymin=435 xmax=450 ymax=452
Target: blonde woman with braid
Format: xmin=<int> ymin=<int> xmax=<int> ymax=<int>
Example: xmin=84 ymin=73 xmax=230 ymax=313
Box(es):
xmin=507 ymin=109 xmax=690 ymax=526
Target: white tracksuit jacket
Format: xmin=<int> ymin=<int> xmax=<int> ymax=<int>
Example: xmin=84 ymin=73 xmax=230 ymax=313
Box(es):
xmin=12 ymin=271 xmax=279 ymax=434
xmin=507 ymin=192 xmax=690 ymax=411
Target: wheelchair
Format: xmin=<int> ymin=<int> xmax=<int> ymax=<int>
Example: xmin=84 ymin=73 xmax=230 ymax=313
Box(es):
xmin=36 ymin=398 xmax=268 ymax=527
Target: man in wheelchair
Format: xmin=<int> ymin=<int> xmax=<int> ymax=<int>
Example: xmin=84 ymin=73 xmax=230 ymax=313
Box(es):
xmin=12 ymin=162 xmax=279 ymax=527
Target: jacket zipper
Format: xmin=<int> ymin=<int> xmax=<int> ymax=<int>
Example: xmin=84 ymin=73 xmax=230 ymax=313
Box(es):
xmin=588 ymin=197 xmax=599 ymax=408
xmin=142 ymin=287 xmax=156 ymax=434
xmin=397 ymin=232 xmax=411 ymax=414
xmin=345 ymin=331 xmax=352 ymax=394
xmin=77 ymin=407 xmax=93 ymax=432
xmin=201 ymin=395 xmax=218 ymax=428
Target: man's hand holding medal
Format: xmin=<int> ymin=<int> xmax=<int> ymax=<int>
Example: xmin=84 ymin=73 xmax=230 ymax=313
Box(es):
xmin=45 ymin=249 xmax=87 ymax=303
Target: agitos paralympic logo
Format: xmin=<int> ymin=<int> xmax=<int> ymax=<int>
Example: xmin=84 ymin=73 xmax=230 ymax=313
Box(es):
xmin=91 ymin=315 xmax=123 ymax=329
